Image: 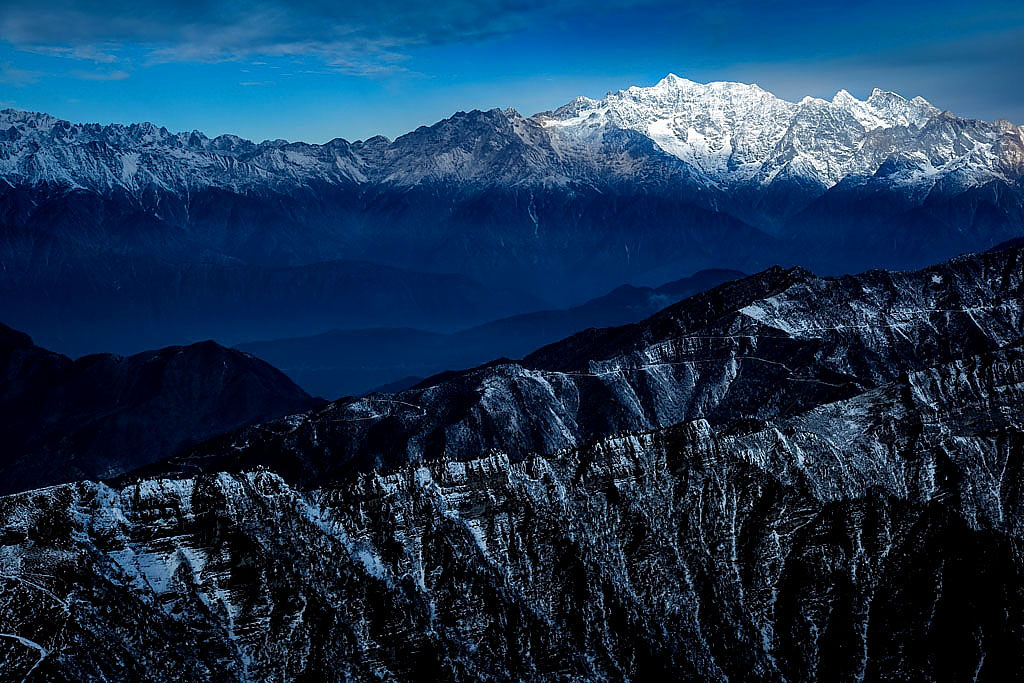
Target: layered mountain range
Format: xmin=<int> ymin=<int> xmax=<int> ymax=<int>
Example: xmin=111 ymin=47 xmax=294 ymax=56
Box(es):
xmin=3 ymin=76 xmax=1024 ymax=679
xmin=235 ymin=268 xmax=743 ymax=398
xmin=1 ymin=243 xmax=1022 ymax=680
xmin=2 ymin=76 xmax=1023 ymax=356
xmin=4 ymin=75 xmax=1022 ymax=195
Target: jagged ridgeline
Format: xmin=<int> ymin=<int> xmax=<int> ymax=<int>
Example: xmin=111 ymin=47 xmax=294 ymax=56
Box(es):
xmin=2 ymin=76 xmax=1024 ymax=357
xmin=2 ymin=244 xmax=1023 ymax=680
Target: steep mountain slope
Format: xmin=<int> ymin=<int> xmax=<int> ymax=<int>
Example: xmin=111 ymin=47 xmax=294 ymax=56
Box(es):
xmin=1 ymin=248 xmax=1023 ymax=680
xmin=0 ymin=143 xmax=767 ymax=307
xmin=0 ymin=324 xmax=319 ymax=494
xmin=160 ymin=243 xmax=1024 ymax=487
xmin=236 ymin=269 xmax=744 ymax=399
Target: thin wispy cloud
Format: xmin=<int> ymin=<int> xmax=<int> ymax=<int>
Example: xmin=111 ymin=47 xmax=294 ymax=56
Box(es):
xmin=23 ymin=44 xmax=119 ymax=63
xmin=70 ymin=69 xmax=130 ymax=80
xmin=0 ymin=1 xmax=652 ymax=74
xmin=0 ymin=61 xmax=43 ymax=84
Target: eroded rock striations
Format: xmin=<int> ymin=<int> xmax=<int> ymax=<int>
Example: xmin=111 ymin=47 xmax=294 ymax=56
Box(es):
xmin=2 ymin=245 xmax=1024 ymax=680
xmin=166 ymin=242 xmax=1024 ymax=486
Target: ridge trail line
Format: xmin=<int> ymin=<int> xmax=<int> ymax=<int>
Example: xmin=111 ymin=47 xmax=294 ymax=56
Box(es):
xmin=0 ymin=574 xmax=69 ymax=609
xmin=331 ymin=398 xmax=429 ymax=423
xmin=540 ymin=355 xmax=848 ymax=387
xmin=550 ymin=305 xmax=1015 ymax=362
xmin=0 ymin=632 xmax=48 ymax=681
xmin=311 ymin=305 xmax=1016 ymax=424
xmin=680 ymin=304 xmax=1012 ymax=340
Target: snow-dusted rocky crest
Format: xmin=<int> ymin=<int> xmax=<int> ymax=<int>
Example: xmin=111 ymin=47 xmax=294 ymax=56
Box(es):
xmin=156 ymin=242 xmax=1024 ymax=485
xmin=541 ymin=74 xmax=1024 ymax=191
xmin=2 ymin=75 xmax=1022 ymax=194
xmin=0 ymin=108 xmax=369 ymax=192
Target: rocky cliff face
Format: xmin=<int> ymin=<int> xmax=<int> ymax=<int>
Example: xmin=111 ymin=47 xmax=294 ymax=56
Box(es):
xmin=0 ymin=348 xmax=1021 ymax=680
xmin=1 ymin=246 xmax=1023 ymax=680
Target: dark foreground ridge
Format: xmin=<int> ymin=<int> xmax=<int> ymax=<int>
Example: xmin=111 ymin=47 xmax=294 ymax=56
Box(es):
xmin=1 ymin=245 xmax=1023 ymax=680
xmin=0 ymin=327 xmax=319 ymax=495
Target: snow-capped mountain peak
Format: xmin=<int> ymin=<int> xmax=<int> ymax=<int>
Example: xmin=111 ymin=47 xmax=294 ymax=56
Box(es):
xmin=541 ymin=74 xmax=798 ymax=180
xmin=863 ymin=87 xmax=938 ymax=127
xmin=538 ymin=76 xmax=999 ymax=188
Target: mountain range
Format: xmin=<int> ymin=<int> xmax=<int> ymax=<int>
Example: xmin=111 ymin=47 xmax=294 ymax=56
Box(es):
xmin=1 ymin=243 xmax=1022 ymax=679
xmin=2 ymin=75 xmax=1023 ymax=357
xmin=5 ymin=76 xmax=1021 ymax=200
xmin=3 ymin=75 xmax=1024 ymax=680
xmin=152 ymin=241 xmax=1024 ymax=486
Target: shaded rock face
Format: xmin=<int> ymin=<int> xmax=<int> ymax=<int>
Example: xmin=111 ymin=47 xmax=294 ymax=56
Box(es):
xmin=2 ymin=246 xmax=1024 ymax=681
xmin=0 ymin=325 xmax=318 ymax=494
xmin=169 ymin=245 xmax=1024 ymax=487
xmin=1 ymin=345 xmax=1022 ymax=681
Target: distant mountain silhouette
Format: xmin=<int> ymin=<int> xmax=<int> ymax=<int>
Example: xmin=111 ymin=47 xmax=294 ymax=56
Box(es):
xmin=236 ymin=269 xmax=744 ymax=398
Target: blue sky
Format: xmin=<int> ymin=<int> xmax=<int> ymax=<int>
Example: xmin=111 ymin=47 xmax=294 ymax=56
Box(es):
xmin=1 ymin=0 xmax=1022 ymax=143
